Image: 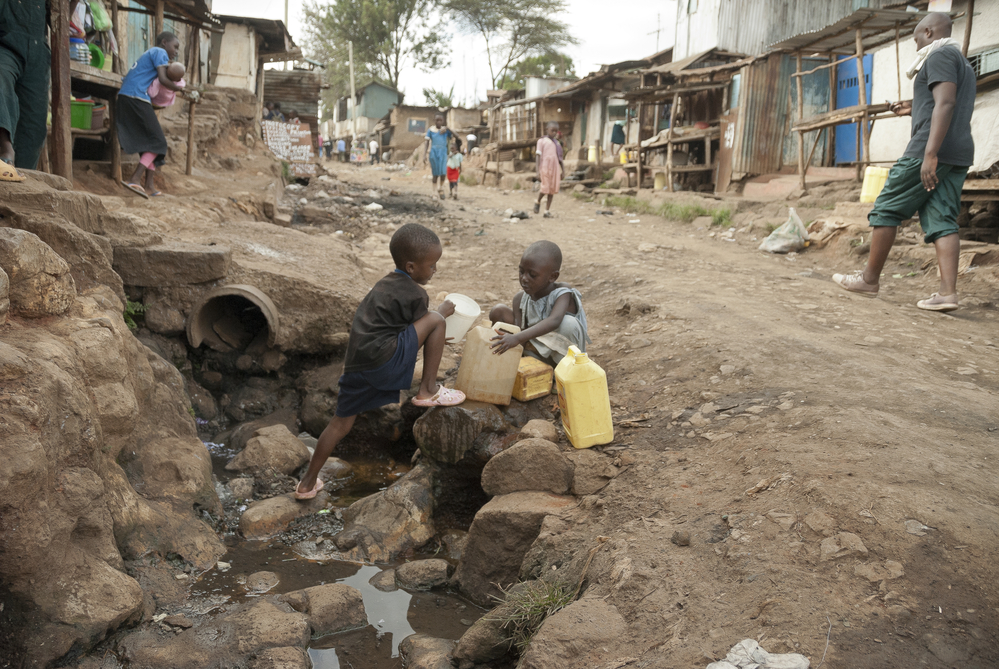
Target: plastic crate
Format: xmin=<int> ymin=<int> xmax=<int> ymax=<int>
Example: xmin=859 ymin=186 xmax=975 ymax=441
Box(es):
xmin=71 ymin=100 xmax=94 ymax=130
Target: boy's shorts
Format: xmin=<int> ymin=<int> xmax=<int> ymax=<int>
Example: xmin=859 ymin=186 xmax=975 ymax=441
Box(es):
xmin=869 ymin=156 xmax=968 ymax=243
xmin=335 ymin=325 xmax=419 ymax=417
xmin=446 ymin=167 xmax=460 ymax=183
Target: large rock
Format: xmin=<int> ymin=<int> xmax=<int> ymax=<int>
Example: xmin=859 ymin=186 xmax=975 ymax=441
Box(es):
xmin=282 ymin=583 xmax=367 ymax=637
xmin=0 ymin=204 xmax=124 ymax=302
xmin=517 ymin=598 xmax=628 ymax=669
xmin=248 ymin=647 xmax=311 ymax=669
xmin=520 ymin=419 xmax=559 ymax=442
xmin=119 ymin=598 xmax=310 ymax=668
xmin=564 ymin=449 xmax=619 ymax=495
xmin=399 ymin=635 xmax=456 ymax=669
xmin=413 ymin=401 xmax=514 ymax=466
xmin=455 ymin=491 xmax=576 ymax=606
xmin=240 ymin=492 xmax=330 ymax=540
xmin=0 ymin=227 xmax=76 ymax=317
xmin=820 ymin=532 xmax=869 ymax=561
xmin=334 ymin=463 xmax=436 ymax=562
xmin=217 ymin=408 xmax=300 ymax=452
xmin=395 ymin=559 xmax=451 ymax=590
xmin=481 ymin=438 xmax=573 ymax=496
xmin=226 ymin=424 xmax=311 ymax=476
xmin=453 ymin=585 xmax=524 ymax=665
xmin=112 ymin=241 xmax=232 ymax=286
xmin=0 ymin=285 xmax=225 ymax=666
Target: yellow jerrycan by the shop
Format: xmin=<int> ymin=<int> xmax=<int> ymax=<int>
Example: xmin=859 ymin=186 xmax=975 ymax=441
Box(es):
xmin=454 ymin=322 xmax=523 ymax=405
xmin=554 ymin=345 xmax=614 ymax=448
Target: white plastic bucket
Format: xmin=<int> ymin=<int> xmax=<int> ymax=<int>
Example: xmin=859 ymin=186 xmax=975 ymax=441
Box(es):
xmin=443 ymin=293 xmax=481 ymax=342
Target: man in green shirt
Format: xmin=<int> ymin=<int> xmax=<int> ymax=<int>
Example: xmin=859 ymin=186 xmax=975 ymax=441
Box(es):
xmin=833 ymin=12 xmax=975 ymax=312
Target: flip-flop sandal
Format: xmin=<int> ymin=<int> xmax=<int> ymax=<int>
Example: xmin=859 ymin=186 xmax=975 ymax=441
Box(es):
xmin=0 ymin=161 xmax=25 ymax=182
xmin=293 ymin=478 xmax=324 ymax=500
xmin=916 ymin=293 xmax=959 ymax=312
xmin=439 ymin=191 xmax=445 ymax=200
xmin=121 ymin=181 xmax=150 ymax=199
xmin=411 ymin=386 xmax=466 ymax=407
xmin=148 ymin=191 xmax=163 ymax=197
xmin=533 ymin=202 xmax=540 ymax=214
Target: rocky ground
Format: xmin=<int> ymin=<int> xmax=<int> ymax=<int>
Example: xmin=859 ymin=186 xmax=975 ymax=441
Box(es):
xmin=2 ymin=96 xmax=998 ymax=669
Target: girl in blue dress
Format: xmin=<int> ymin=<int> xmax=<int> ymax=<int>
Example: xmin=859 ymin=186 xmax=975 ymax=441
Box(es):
xmin=423 ymin=114 xmax=452 ymax=199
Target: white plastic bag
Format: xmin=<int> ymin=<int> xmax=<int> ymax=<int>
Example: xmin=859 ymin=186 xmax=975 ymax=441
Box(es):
xmin=758 ymin=208 xmax=809 ymax=254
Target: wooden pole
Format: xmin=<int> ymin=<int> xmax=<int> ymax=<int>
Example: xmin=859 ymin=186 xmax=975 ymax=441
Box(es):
xmin=828 ymin=54 xmax=836 ymax=166
xmin=962 ymin=0 xmax=975 ymax=57
xmin=110 ymin=0 xmax=122 ymax=182
xmin=50 ymin=0 xmax=73 ymax=181
xmin=855 ymin=28 xmax=869 ymax=181
xmin=665 ymin=93 xmax=678 ymax=193
xmin=796 ymin=52 xmax=805 ymax=191
xmin=635 ymin=102 xmax=643 ymax=188
xmin=895 ymin=23 xmax=902 ymax=101
xmin=154 ymin=0 xmax=164 ymax=37
xmin=186 ymin=100 xmax=196 ymax=175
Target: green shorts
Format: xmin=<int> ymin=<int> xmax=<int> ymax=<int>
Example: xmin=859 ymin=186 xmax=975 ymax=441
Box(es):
xmin=869 ymin=156 xmax=967 ymax=243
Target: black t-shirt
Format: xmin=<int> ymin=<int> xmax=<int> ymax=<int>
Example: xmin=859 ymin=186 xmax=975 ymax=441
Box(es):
xmin=903 ymin=45 xmax=976 ymax=166
xmin=343 ymin=271 xmax=429 ymax=373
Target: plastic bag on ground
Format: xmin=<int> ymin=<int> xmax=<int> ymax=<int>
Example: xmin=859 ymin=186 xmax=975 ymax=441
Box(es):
xmin=758 ymin=208 xmax=809 ymax=254
xmin=707 ymin=638 xmax=809 ymax=669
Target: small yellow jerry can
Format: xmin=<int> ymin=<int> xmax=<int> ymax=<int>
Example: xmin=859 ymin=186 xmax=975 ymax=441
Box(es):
xmin=512 ymin=356 xmax=554 ymax=402
xmin=554 ymin=346 xmax=614 ymax=448
xmin=454 ymin=322 xmax=523 ymax=405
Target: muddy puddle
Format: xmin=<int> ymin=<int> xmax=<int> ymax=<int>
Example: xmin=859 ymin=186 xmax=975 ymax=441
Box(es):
xmin=191 ymin=543 xmax=481 ymax=667
xmin=195 ymin=435 xmax=482 ymax=667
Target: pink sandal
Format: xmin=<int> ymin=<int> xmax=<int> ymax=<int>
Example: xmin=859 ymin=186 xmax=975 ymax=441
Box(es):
xmin=411 ymin=386 xmax=466 ymax=407
xmin=293 ymin=478 xmax=324 ymax=500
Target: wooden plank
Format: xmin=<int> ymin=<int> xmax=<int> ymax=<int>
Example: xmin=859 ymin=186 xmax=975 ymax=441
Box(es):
xmin=855 ymin=28 xmax=869 ymax=180
xmin=962 ymin=0 xmax=975 ymax=57
xmin=791 ymin=102 xmax=891 ymax=133
xmin=70 ymin=127 xmax=110 ymax=137
xmin=154 ymin=0 xmax=164 ymax=37
xmin=636 ymin=102 xmax=643 ymax=188
xmin=51 ymin=0 xmax=73 ymax=180
xmin=671 ymin=164 xmax=716 ymax=173
xmin=791 ymin=54 xmax=856 ymax=78
xmin=110 ymin=0 xmax=121 ymax=182
xmin=665 ymin=93 xmax=678 ymax=193
xmin=962 ymin=180 xmax=999 ymax=191
xmin=828 ymin=54 xmax=836 ymax=167
xmin=796 ymin=52 xmax=805 ymax=191
xmin=69 ymin=61 xmax=123 ymax=91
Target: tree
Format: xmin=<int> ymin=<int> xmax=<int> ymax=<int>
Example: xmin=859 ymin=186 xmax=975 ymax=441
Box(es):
xmin=423 ymin=85 xmax=455 ymax=107
xmin=444 ymin=0 xmax=578 ymax=90
xmin=303 ymin=0 xmax=449 ymax=95
xmin=497 ymin=52 xmax=576 ymax=89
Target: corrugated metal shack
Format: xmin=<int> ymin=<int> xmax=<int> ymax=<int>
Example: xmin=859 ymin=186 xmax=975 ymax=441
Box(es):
xmin=264 ymin=65 xmax=323 ymax=147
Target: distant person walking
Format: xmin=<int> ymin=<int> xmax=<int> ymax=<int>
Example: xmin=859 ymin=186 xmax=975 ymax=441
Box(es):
xmin=534 ymin=122 xmax=564 ymax=218
xmin=369 ymin=138 xmax=380 ymax=164
xmin=423 ymin=114 xmax=452 ymax=199
xmin=832 ymin=12 xmax=975 ymax=312
xmin=116 ymin=31 xmax=184 ymax=197
xmin=447 ymin=138 xmax=463 ymax=199
xmin=323 ymin=137 xmax=333 ymax=161
xmin=337 ymin=138 xmax=346 ymax=162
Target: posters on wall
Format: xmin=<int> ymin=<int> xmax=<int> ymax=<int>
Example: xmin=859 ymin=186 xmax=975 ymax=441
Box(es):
xmin=262 ymin=120 xmax=317 ymax=177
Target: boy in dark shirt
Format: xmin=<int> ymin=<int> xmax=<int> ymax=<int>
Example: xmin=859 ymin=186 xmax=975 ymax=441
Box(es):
xmin=295 ymin=224 xmax=465 ymax=499
xmin=833 ymin=12 xmax=975 ymax=312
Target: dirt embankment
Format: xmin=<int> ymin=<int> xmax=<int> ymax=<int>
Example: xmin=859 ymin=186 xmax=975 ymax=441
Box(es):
xmin=337 ymin=164 xmax=999 ymax=668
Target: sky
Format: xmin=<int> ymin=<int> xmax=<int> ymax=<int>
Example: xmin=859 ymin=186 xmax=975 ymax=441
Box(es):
xmin=212 ymin=0 xmax=678 ymax=107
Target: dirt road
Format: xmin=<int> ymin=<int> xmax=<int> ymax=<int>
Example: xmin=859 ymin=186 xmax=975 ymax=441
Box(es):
xmin=337 ymin=164 xmax=999 ymax=667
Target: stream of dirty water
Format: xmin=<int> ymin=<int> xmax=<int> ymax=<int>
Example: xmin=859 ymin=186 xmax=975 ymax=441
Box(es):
xmin=197 ymin=436 xmax=484 ymax=667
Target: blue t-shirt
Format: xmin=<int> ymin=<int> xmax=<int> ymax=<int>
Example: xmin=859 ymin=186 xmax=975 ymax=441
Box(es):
xmin=120 ymin=47 xmax=170 ymax=102
xmin=337 ymin=139 xmax=346 ymax=151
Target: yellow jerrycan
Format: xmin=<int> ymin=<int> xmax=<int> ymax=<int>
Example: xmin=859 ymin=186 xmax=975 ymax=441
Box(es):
xmin=454 ymin=322 xmax=523 ymax=405
xmin=554 ymin=345 xmax=614 ymax=448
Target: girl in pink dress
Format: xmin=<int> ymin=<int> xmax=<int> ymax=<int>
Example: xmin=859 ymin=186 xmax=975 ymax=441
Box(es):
xmin=534 ymin=121 xmax=564 ymax=218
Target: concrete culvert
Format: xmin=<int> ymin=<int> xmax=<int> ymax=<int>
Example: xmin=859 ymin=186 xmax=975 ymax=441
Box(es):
xmin=187 ymin=285 xmax=280 ymax=352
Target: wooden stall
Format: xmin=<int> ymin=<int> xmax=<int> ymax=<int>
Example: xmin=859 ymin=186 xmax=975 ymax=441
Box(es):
xmin=768 ymin=8 xmax=938 ymax=190
xmin=625 ymin=50 xmax=750 ymax=192
xmin=49 ymin=0 xmax=217 ymax=183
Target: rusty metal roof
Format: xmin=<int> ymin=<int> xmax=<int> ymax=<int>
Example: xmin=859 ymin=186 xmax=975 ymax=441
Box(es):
xmin=130 ymin=0 xmax=220 ymax=30
xmin=766 ymin=8 xmax=937 ymax=55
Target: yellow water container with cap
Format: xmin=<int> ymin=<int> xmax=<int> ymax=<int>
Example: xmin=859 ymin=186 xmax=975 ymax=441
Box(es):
xmin=454 ymin=322 xmax=523 ymax=405
xmin=554 ymin=346 xmax=614 ymax=448
xmin=860 ymin=166 xmax=890 ymax=203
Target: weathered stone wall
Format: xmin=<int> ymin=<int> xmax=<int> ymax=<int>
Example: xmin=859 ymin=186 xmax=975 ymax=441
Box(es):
xmin=0 ymin=179 xmax=225 ymax=668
